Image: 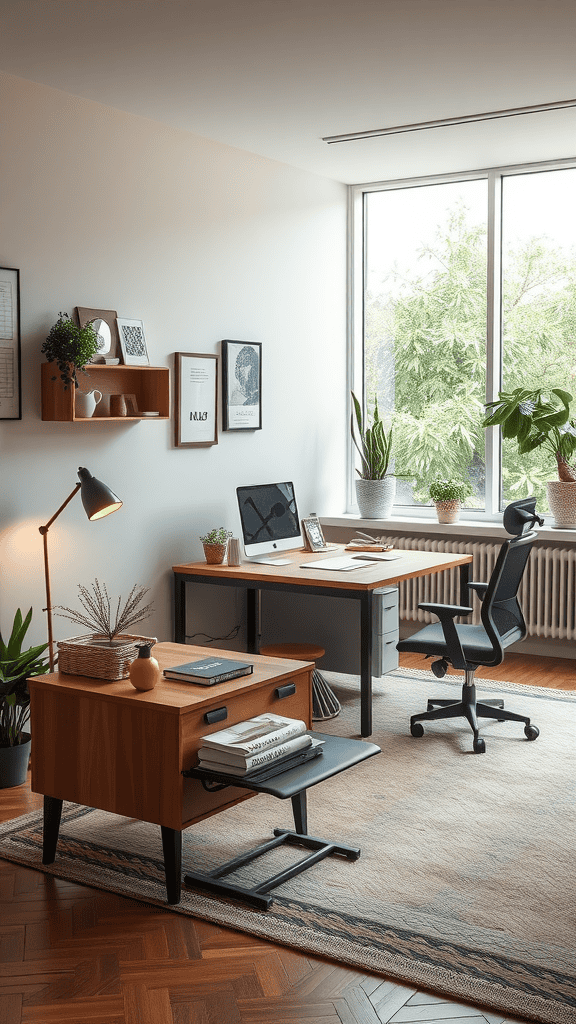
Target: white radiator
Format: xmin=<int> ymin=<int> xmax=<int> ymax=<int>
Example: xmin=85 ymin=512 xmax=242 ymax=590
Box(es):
xmin=379 ymin=536 xmax=576 ymax=641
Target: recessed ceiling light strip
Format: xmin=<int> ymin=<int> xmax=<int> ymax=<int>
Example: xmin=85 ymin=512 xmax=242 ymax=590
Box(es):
xmin=322 ymin=98 xmax=576 ymax=144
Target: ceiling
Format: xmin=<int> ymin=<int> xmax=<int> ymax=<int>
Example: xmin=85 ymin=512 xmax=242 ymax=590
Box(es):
xmin=2 ymin=0 xmax=576 ymax=184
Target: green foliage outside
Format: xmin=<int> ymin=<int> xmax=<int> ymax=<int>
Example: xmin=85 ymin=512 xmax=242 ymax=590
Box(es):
xmin=364 ymin=203 xmax=576 ymax=512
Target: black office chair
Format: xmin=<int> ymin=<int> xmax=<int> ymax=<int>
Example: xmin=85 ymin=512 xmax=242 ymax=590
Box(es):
xmin=397 ymin=498 xmax=544 ymax=754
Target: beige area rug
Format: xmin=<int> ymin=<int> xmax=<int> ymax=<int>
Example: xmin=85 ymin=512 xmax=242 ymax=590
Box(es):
xmin=1 ymin=668 xmax=575 ymax=1024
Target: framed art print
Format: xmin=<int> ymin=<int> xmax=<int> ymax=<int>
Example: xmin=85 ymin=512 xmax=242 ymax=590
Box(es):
xmin=76 ymin=307 xmax=120 ymax=362
xmin=222 ymin=339 xmax=262 ymax=430
xmin=0 ymin=267 xmax=21 ymax=420
xmin=117 ymin=317 xmax=150 ymax=365
xmin=175 ymin=352 xmax=218 ymax=447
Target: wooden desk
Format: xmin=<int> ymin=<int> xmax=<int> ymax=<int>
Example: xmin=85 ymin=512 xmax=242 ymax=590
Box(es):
xmin=172 ymin=546 xmax=473 ymax=737
xmin=28 ymin=642 xmax=313 ymax=904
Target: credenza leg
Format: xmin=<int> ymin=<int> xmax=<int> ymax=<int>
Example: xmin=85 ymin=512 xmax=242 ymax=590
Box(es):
xmin=161 ymin=826 xmax=182 ymax=904
xmin=291 ymin=791 xmax=308 ymax=834
xmin=42 ymin=795 xmax=63 ymax=864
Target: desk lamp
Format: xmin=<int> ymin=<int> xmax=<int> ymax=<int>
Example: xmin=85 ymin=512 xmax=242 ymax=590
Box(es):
xmin=39 ymin=467 xmax=123 ymax=670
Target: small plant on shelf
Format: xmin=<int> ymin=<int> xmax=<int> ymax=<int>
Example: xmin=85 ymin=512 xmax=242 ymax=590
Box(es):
xmin=41 ymin=312 xmax=100 ymax=390
xmin=54 ymin=580 xmax=154 ymax=645
xmin=200 ymin=527 xmax=233 ymax=545
xmin=428 ymin=479 xmax=473 ymax=504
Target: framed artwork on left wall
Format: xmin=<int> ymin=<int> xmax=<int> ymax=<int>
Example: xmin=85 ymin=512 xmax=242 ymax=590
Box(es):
xmin=0 ymin=267 xmax=21 ymax=419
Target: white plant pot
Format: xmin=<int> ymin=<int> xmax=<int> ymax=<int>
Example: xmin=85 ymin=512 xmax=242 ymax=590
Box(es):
xmin=546 ymin=480 xmax=576 ymax=528
xmin=355 ymin=477 xmax=396 ymax=519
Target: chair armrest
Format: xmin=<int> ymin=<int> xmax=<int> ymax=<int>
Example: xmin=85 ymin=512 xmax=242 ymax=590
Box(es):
xmin=418 ymin=602 xmax=473 ymax=618
xmin=468 ymin=581 xmax=488 ymax=599
xmin=417 ymin=602 xmax=473 ymax=670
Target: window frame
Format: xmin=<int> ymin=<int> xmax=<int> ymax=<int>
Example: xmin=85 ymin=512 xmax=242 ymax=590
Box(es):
xmin=348 ymin=156 xmax=576 ymax=522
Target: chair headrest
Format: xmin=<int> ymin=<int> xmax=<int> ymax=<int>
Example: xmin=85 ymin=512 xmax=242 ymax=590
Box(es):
xmin=503 ymin=497 xmax=544 ymax=536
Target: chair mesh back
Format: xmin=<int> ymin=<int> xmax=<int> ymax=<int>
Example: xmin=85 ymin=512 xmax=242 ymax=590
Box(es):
xmin=482 ymin=534 xmax=534 ymax=644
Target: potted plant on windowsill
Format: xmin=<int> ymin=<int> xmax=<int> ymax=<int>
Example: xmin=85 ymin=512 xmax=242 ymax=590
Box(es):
xmin=200 ymin=527 xmax=233 ymax=564
xmin=351 ymin=391 xmax=396 ymax=519
xmin=429 ymin=478 xmax=473 ymax=524
xmin=483 ymin=386 xmax=576 ymax=527
xmin=0 ymin=609 xmax=49 ymax=789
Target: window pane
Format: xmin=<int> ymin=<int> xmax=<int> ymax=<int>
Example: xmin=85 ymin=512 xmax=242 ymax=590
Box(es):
xmin=365 ymin=181 xmax=488 ymax=508
xmin=501 ymin=168 xmax=576 ymax=513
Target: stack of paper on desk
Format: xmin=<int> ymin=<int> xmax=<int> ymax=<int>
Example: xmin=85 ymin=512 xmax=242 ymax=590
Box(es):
xmin=197 ymin=713 xmax=323 ymax=778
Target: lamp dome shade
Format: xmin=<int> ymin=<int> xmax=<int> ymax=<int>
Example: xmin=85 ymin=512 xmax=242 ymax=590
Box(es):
xmin=78 ymin=467 xmax=122 ymax=521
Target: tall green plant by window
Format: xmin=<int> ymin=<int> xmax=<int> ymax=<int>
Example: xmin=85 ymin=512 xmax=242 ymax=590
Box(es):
xmin=350 ymin=391 xmax=393 ymax=479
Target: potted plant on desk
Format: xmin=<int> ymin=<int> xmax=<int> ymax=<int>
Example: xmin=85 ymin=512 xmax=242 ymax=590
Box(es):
xmin=351 ymin=391 xmax=396 ymax=519
xmin=200 ymin=527 xmax=233 ymax=564
xmin=0 ymin=609 xmax=49 ymax=789
xmin=483 ymin=386 xmax=576 ymax=527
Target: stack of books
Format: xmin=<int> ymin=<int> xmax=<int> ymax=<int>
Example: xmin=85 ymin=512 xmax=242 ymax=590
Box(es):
xmin=197 ymin=713 xmax=324 ymax=781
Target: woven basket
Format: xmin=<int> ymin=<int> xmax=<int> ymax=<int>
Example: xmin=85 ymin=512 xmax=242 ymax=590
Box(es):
xmin=56 ymin=634 xmax=158 ymax=680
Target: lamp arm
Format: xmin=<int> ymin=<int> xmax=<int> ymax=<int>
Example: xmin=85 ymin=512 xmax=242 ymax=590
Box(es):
xmin=39 ymin=482 xmax=82 ymax=671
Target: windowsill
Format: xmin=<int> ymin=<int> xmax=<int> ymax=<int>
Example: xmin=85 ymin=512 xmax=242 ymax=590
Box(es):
xmin=320 ymin=512 xmax=576 ymax=544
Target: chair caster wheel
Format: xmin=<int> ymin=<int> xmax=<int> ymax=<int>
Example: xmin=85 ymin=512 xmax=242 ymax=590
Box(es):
xmin=525 ymin=724 xmax=539 ymax=741
xmin=473 ymin=737 xmax=486 ymax=754
xmin=410 ymin=722 xmax=424 ymax=738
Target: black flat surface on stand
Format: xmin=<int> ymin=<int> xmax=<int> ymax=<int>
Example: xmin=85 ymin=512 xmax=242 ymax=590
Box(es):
xmin=184 ymin=732 xmax=381 ymax=797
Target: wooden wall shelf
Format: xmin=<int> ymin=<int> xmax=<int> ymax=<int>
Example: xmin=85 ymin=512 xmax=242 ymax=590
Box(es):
xmin=41 ymin=363 xmax=170 ymax=422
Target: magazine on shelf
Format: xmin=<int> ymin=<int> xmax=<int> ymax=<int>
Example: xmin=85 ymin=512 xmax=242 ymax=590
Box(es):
xmin=198 ymin=737 xmax=325 ymax=779
xmin=163 ymin=656 xmax=253 ymax=685
xmin=198 ymin=731 xmax=312 ymax=770
xmin=200 ymin=713 xmax=307 ymax=755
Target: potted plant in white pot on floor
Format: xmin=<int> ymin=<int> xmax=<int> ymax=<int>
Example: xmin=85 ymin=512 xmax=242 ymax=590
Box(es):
xmin=351 ymin=391 xmax=396 ymax=519
xmin=483 ymin=386 xmax=576 ymax=527
xmin=0 ymin=609 xmax=49 ymax=789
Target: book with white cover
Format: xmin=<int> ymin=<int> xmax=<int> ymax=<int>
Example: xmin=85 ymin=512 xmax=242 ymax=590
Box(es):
xmin=200 ymin=713 xmax=306 ymax=756
xmin=198 ymin=731 xmax=312 ymax=770
xmin=198 ymin=737 xmax=324 ymax=777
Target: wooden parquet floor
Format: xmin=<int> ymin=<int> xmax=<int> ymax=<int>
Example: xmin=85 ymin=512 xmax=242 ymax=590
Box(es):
xmin=2 ymin=652 xmax=573 ymax=1024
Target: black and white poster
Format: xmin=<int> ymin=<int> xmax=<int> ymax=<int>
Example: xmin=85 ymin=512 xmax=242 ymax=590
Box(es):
xmin=222 ymin=340 xmax=262 ymax=430
xmin=175 ymin=352 xmax=218 ymax=447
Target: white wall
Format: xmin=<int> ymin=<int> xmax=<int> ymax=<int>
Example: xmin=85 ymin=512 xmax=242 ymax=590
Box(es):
xmin=0 ymin=72 xmax=347 ymax=654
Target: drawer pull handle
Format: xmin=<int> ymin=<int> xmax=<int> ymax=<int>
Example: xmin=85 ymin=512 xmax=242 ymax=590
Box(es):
xmin=204 ymin=706 xmax=228 ymax=725
xmin=275 ymin=683 xmax=296 ymax=699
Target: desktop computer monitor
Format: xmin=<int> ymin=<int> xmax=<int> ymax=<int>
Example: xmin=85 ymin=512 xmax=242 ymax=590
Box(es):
xmin=236 ymin=481 xmax=302 ymax=563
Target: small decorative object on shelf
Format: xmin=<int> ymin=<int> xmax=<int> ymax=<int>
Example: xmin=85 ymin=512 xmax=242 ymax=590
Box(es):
xmin=129 ymin=641 xmax=160 ymax=691
xmin=54 ymin=580 xmax=156 ymax=680
xmin=117 ymin=317 xmax=150 ymax=365
xmin=200 ymin=527 xmax=233 ymax=564
xmin=41 ymin=312 xmax=100 ymax=390
xmin=428 ymin=478 xmax=473 ymax=524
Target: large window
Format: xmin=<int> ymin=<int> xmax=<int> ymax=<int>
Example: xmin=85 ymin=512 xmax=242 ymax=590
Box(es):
xmin=352 ymin=161 xmax=576 ymax=518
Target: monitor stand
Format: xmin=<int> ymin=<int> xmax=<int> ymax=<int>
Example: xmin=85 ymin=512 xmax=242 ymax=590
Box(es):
xmin=250 ymin=556 xmax=293 ymax=565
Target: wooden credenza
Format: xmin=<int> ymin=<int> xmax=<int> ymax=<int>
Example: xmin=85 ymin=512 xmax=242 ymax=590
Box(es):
xmin=28 ymin=641 xmax=313 ymax=902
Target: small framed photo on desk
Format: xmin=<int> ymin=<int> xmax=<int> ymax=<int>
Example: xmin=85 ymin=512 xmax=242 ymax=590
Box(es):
xmin=301 ymin=515 xmax=327 ymax=551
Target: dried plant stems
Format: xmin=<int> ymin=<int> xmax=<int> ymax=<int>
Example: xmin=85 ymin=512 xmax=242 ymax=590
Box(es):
xmin=54 ymin=580 xmax=154 ymax=644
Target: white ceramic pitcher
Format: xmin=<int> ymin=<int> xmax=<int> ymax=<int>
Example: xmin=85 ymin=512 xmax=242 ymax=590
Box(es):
xmin=75 ymin=389 xmax=102 ymax=418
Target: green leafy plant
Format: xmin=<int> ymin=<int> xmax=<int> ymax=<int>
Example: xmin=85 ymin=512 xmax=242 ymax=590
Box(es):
xmin=200 ymin=527 xmax=233 ymax=545
xmin=54 ymin=581 xmax=154 ymax=645
xmin=483 ymin=387 xmax=576 ymax=482
xmin=41 ymin=312 xmax=100 ymax=390
xmin=428 ymin=478 xmax=473 ymax=503
xmin=0 ymin=609 xmax=49 ymax=747
xmin=350 ymin=391 xmax=393 ymax=480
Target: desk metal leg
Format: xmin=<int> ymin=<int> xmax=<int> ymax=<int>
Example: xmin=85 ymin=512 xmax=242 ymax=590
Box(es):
xmin=174 ymin=576 xmax=186 ymax=644
xmin=161 ymin=826 xmax=182 ymax=904
xmin=42 ymin=795 xmax=63 ymax=864
xmin=246 ymin=588 xmax=261 ymax=654
xmin=359 ymin=591 xmax=373 ymax=737
xmin=291 ymin=791 xmax=308 ymax=834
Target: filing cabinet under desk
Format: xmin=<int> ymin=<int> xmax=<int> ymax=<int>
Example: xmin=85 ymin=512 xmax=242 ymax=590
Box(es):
xmin=372 ymin=586 xmax=399 ymax=676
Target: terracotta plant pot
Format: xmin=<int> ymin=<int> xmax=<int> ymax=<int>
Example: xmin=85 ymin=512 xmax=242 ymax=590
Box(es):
xmin=434 ymin=499 xmax=462 ymax=524
xmin=203 ymin=542 xmax=228 ymax=564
